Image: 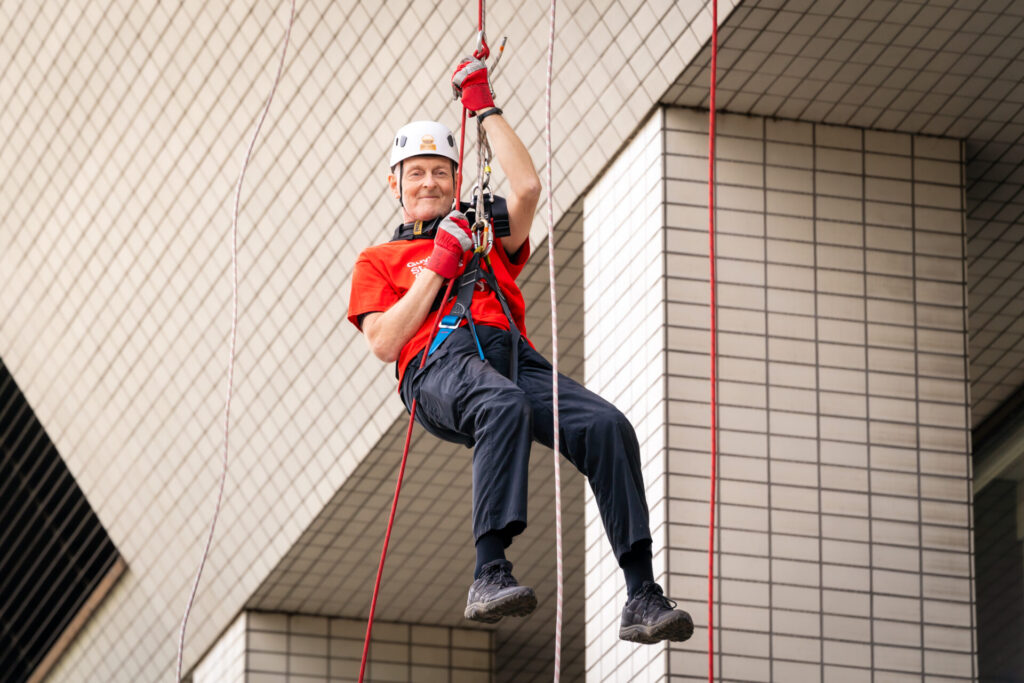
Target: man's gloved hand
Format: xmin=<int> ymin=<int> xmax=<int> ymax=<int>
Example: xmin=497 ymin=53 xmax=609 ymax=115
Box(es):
xmin=451 ymin=57 xmax=495 ymax=114
xmin=425 ymin=211 xmax=473 ymax=279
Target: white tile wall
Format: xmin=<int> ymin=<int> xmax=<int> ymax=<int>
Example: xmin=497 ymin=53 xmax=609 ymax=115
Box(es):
xmin=583 ymin=109 xmax=670 ymax=683
xmin=662 ymin=0 xmax=1024 ymax=430
xmin=656 ymin=107 xmax=974 ymax=681
xmin=580 ymin=103 xmax=975 ymax=681
xmin=193 ymin=612 xmax=247 ymax=683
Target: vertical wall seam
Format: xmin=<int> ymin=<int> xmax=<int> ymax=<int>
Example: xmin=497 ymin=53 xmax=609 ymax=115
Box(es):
xmin=814 ymin=122 xmax=824 ymax=682
xmin=763 ymin=115 xmax=774 ymax=678
xmin=961 ymin=136 xmax=979 ymax=682
xmin=912 ymin=134 xmax=926 ymax=680
xmin=659 ymin=105 xmax=673 ymax=681
xmin=859 ymin=123 xmax=877 ymax=678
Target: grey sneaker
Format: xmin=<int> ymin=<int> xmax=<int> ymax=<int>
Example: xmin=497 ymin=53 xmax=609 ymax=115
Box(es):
xmin=464 ymin=560 xmax=537 ymax=623
xmin=619 ymin=581 xmax=694 ymax=644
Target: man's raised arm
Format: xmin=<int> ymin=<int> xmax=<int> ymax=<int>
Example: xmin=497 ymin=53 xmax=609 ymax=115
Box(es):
xmin=452 ymin=58 xmax=541 ymax=257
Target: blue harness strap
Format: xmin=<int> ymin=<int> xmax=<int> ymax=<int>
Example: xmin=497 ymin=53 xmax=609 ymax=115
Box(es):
xmin=426 ymin=250 xmax=521 ymax=381
xmin=428 ymin=311 xmax=485 ymax=360
xmin=428 ymin=252 xmax=485 ymax=358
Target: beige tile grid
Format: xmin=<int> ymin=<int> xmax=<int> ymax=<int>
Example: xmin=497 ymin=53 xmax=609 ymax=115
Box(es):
xmin=0 ymin=0 xmax=734 ymax=680
xmin=192 ymin=612 xmax=247 ymax=683
xmin=240 ymin=612 xmax=492 ymax=683
xmin=660 ymin=107 xmax=973 ymax=680
xmin=663 ymin=0 xmax=1024 ymax=429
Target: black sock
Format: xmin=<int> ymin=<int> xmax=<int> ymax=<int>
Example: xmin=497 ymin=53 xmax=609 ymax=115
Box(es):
xmin=474 ymin=531 xmax=507 ymax=579
xmin=621 ymin=548 xmax=654 ymax=599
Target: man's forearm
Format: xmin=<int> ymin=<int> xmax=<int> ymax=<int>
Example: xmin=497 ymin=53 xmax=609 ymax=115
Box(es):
xmin=481 ymin=115 xmax=540 ymax=199
xmin=363 ymin=269 xmax=445 ymax=363
xmin=481 ymin=114 xmax=540 ymax=255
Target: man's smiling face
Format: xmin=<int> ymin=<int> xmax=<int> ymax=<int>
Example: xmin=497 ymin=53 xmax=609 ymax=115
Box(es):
xmin=389 ymin=156 xmax=456 ymax=222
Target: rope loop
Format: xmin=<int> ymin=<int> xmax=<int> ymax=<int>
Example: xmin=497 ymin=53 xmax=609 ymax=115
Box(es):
xmin=474 ymin=29 xmax=490 ymax=59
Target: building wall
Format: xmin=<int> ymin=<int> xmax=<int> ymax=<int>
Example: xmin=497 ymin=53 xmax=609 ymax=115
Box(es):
xmin=193 ymin=613 xmax=491 ymax=683
xmin=0 ymin=2 xmax=735 ymax=680
xmin=583 ymin=106 xmax=976 ymax=681
xmin=192 ymin=613 xmax=247 ymax=683
xmin=583 ymin=110 xmax=671 ymax=682
xmin=4 ymin=1 xmax=995 ymax=680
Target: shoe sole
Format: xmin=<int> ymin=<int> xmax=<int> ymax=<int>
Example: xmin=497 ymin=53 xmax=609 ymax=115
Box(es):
xmin=619 ymin=611 xmax=694 ymax=644
xmin=464 ymin=587 xmax=538 ymax=623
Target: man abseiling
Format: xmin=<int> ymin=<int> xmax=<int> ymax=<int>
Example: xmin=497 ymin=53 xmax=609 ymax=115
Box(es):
xmin=347 ymin=56 xmax=692 ymax=644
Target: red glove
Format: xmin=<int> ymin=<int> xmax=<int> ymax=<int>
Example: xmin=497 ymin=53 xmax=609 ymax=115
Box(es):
xmin=451 ymin=57 xmax=495 ymax=114
xmin=425 ymin=211 xmax=473 ymax=279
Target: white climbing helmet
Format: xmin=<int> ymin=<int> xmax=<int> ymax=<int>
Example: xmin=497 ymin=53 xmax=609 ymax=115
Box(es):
xmin=389 ymin=120 xmax=459 ymax=170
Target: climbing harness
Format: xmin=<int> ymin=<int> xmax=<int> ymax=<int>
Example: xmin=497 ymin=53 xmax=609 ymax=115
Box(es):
xmin=175 ymin=1 xmax=294 ymax=681
xmin=389 ymin=195 xmax=510 ymax=243
xmin=388 ymin=198 xmax=512 ymax=374
xmin=708 ymin=0 xmax=720 ymax=680
xmin=424 ymin=136 xmax=524 ymax=378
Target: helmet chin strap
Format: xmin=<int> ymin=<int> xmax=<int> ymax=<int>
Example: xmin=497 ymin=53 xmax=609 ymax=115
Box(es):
xmin=451 ymin=161 xmax=459 ymax=211
xmin=397 ymin=161 xmax=404 ymax=208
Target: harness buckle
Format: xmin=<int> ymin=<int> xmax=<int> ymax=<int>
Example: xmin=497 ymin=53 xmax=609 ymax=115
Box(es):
xmin=428 ymin=314 xmax=462 ymax=356
xmin=437 ymin=314 xmax=461 ymax=331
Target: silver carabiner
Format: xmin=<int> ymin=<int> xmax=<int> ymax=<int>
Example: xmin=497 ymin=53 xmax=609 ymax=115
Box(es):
xmin=475 ymin=30 xmax=489 ymax=59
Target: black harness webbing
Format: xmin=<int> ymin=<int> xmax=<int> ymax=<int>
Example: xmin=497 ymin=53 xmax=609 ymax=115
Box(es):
xmin=390 ymin=196 xmax=510 ymax=241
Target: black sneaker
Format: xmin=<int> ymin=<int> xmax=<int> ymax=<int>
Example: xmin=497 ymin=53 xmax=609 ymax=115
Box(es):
xmin=464 ymin=560 xmax=538 ymax=623
xmin=619 ymin=581 xmax=694 ymax=644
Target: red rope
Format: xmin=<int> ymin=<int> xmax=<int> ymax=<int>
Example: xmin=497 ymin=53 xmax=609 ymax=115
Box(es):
xmin=456 ymin=107 xmax=468 ymax=204
xmin=358 ymin=276 xmax=457 ymax=683
xmin=473 ymin=0 xmax=489 ymax=58
xmin=359 ymin=5 xmax=482 ymax=678
xmin=707 ymin=0 xmax=719 ymax=681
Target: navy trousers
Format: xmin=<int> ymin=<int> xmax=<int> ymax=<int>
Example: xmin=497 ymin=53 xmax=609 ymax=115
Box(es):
xmin=400 ymin=325 xmax=651 ymax=562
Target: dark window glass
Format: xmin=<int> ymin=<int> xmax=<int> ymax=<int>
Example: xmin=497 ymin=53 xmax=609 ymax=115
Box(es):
xmin=0 ymin=358 xmax=121 ymax=683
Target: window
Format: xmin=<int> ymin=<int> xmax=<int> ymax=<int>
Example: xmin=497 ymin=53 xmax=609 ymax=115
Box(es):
xmin=0 ymin=358 xmax=123 ymax=683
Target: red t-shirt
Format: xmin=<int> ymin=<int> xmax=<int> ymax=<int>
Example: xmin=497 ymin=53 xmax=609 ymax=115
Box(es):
xmin=348 ymin=236 xmax=532 ymax=385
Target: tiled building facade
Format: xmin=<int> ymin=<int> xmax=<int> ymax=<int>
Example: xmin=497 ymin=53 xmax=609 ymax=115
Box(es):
xmin=3 ymin=0 xmax=1022 ymax=681
xmin=583 ymin=107 xmax=973 ymax=680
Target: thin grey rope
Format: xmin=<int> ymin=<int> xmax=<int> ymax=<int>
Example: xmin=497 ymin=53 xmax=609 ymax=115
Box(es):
xmin=174 ymin=1 xmax=294 ymax=679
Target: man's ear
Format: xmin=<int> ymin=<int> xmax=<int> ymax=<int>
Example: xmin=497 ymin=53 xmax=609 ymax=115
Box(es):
xmin=387 ymin=171 xmax=400 ymax=199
